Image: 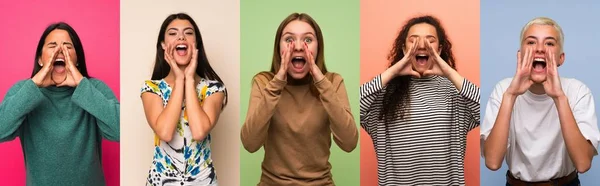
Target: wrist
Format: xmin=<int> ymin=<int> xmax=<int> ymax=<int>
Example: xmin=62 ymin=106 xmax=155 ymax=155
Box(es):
xmin=502 ymin=92 xmax=518 ymax=102
xmin=552 ymin=94 xmax=567 ymax=103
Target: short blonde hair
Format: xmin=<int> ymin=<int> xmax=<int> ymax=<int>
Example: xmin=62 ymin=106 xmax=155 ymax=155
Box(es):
xmin=520 ymin=17 xmax=564 ymax=52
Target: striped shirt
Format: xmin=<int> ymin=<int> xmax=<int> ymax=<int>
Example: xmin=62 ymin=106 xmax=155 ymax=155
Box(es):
xmin=360 ymin=75 xmax=480 ymax=185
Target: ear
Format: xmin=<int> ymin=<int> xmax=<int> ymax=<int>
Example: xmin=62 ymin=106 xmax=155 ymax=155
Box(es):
xmin=558 ymin=52 xmax=565 ymax=67
xmin=161 ymin=42 xmax=166 ymax=50
xmin=37 ymin=58 xmax=43 ymax=66
xmin=402 ymin=44 xmax=407 ymax=55
xmin=437 ymin=45 xmax=442 ymax=54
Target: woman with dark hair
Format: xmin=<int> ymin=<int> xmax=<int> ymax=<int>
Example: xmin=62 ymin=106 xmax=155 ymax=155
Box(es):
xmin=141 ymin=13 xmax=227 ymax=186
xmin=241 ymin=13 xmax=358 ymax=185
xmin=360 ymin=15 xmax=480 ymax=185
xmin=0 ymin=22 xmax=120 ymax=185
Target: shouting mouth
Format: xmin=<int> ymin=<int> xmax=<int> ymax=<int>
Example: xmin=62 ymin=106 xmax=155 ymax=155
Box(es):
xmin=532 ymin=57 xmax=546 ymax=73
xmin=291 ymin=56 xmax=306 ymax=72
xmin=415 ymin=54 xmax=429 ymax=66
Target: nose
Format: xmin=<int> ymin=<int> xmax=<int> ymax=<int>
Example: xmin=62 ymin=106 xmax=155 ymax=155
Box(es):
xmin=293 ymin=40 xmax=304 ymax=51
xmin=534 ymin=42 xmax=545 ymax=53
xmin=416 ymin=37 xmax=426 ymax=49
xmin=177 ymin=34 xmax=186 ymax=41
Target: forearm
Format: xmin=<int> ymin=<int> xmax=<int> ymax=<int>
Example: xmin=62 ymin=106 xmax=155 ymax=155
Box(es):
xmin=484 ymin=93 xmax=516 ymax=170
xmin=154 ymin=78 xmax=185 ymax=142
xmin=241 ymin=77 xmax=285 ymax=152
xmin=554 ymin=95 xmax=594 ymax=173
xmin=185 ymin=79 xmax=213 ymax=141
xmin=444 ymin=67 xmax=466 ymax=92
xmin=316 ymin=78 xmax=358 ymax=152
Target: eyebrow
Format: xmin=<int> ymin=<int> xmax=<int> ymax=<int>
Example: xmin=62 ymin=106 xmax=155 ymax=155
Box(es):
xmin=167 ymin=27 xmax=194 ymax=32
xmin=282 ymin=32 xmax=315 ymax=36
xmin=524 ymin=36 xmax=557 ymax=41
xmin=409 ymin=35 xmax=437 ymax=39
xmin=46 ymin=41 xmax=73 ymax=46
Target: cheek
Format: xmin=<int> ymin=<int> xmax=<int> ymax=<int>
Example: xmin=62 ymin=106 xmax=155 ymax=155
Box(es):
xmin=69 ymin=51 xmax=77 ymax=62
xmin=309 ymin=43 xmax=318 ymax=55
xmin=187 ymin=35 xmax=196 ymax=43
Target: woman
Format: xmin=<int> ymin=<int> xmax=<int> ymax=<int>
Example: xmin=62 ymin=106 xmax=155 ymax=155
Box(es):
xmin=0 ymin=22 xmax=120 ymax=185
xmin=359 ymin=15 xmax=480 ymax=185
xmin=240 ymin=13 xmax=359 ymax=185
xmin=141 ymin=13 xmax=227 ymax=186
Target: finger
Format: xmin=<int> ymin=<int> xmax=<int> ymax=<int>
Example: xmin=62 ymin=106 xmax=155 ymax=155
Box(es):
xmin=63 ymin=44 xmax=73 ymax=69
xmin=524 ymin=47 xmax=533 ymax=70
xmin=410 ymin=37 xmax=419 ymax=56
xmin=516 ymin=50 xmax=522 ymax=69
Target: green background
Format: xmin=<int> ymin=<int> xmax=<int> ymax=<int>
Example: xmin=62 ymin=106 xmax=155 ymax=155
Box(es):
xmin=240 ymin=0 xmax=360 ymax=185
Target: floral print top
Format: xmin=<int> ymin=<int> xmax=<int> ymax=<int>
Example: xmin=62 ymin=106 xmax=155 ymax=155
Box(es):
xmin=141 ymin=78 xmax=226 ymax=186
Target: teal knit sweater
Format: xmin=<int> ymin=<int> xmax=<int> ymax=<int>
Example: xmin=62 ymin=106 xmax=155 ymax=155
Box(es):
xmin=0 ymin=78 xmax=119 ymax=186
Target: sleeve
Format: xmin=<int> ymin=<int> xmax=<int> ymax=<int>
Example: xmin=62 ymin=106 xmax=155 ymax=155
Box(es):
xmin=201 ymin=80 xmax=227 ymax=107
xmin=314 ymin=73 xmax=359 ymax=152
xmin=458 ymin=79 xmax=481 ymax=131
xmin=240 ymin=75 xmax=286 ymax=152
xmin=480 ymin=81 xmax=506 ymax=156
xmin=71 ymin=78 xmax=120 ymax=142
xmin=359 ymin=75 xmax=385 ymax=135
xmin=0 ymin=80 xmax=46 ymax=142
xmin=572 ymin=85 xmax=600 ymax=155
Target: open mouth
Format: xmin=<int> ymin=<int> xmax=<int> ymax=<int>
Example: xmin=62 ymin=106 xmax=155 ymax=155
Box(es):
xmin=415 ymin=54 xmax=429 ymax=66
xmin=532 ymin=58 xmax=546 ymax=72
xmin=291 ymin=56 xmax=306 ymax=71
xmin=53 ymin=58 xmax=66 ymax=73
xmin=175 ymin=44 xmax=188 ymax=56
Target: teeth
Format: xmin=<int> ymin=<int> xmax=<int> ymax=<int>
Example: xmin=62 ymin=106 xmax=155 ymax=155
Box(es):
xmin=293 ymin=56 xmax=304 ymax=60
xmin=533 ymin=58 xmax=545 ymax=62
xmin=55 ymin=59 xmax=65 ymax=62
xmin=176 ymin=44 xmax=187 ymax=49
xmin=416 ymin=54 xmax=427 ymax=57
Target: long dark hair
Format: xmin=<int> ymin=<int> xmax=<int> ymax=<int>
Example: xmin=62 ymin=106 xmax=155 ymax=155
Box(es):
xmin=151 ymin=13 xmax=227 ymax=104
xmin=381 ymin=15 xmax=456 ymax=121
xmin=257 ymin=13 xmax=327 ymax=96
xmin=32 ymin=22 xmax=90 ymax=78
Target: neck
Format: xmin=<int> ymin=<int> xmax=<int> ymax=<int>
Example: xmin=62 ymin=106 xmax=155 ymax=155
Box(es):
xmin=529 ymin=83 xmax=546 ymax=95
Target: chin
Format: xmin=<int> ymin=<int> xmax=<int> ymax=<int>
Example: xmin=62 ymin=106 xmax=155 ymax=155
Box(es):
xmin=51 ymin=74 xmax=67 ymax=84
xmin=530 ymin=75 xmax=547 ymax=84
xmin=288 ymin=71 xmax=309 ymax=80
xmin=175 ymin=58 xmax=190 ymax=66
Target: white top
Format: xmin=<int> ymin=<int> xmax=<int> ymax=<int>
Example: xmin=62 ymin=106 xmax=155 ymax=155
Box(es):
xmin=481 ymin=77 xmax=600 ymax=182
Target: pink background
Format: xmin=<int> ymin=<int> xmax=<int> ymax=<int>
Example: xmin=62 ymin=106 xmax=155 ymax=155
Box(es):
xmin=0 ymin=1 xmax=120 ymax=185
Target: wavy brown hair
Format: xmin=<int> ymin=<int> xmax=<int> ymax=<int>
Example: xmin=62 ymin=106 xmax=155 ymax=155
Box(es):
xmin=256 ymin=13 xmax=327 ymax=96
xmin=381 ymin=15 xmax=456 ymax=121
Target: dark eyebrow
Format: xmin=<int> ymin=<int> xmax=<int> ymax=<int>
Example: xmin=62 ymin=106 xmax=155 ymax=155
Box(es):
xmin=409 ymin=35 xmax=437 ymax=39
xmin=63 ymin=42 xmax=73 ymax=46
xmin=282 ymin=32 xmax=315 ymax=36
xmin=47 ymin=41 xmax=57 ymax=46
xmin=168 ymin=27 xmax=194 ymax=32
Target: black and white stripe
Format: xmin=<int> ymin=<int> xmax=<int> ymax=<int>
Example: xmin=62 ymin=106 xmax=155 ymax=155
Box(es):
xmin=360 ymin=75 xmax=480 ymax=185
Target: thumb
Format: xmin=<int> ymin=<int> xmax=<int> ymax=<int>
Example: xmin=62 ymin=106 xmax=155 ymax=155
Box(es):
xmin=410 ymin=70 xmax=421 ymax=78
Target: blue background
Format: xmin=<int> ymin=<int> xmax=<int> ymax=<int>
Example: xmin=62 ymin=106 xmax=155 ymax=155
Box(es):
xmin=480 ymin=0 xmax=600 ymax=185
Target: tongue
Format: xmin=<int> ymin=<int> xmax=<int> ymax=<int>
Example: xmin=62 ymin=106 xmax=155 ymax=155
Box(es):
xmin=177 ymin=49 xmax=187 ymax=56
xmin=292 ymin=61 xmax=304 ymax=69
xmin=417 ymin=58 xmax=427 ymax=65
xmin=54 ymin=65 xmax=65 ymax=73
xmin=533 ymin=63 xmax=545 ymax=72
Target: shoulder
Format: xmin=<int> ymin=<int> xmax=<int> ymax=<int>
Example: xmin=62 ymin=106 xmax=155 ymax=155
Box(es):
xmin=198 ymin=78 xmax=226 ymax=95
xmin=141 ymin=79 xmax=165 ymax=94
xmin=252 ymin=71 xmax=275 ymax=85
xmin=324 ymin=72 xmax=344 ymax=83
xmin=5 ymin=79 xmax=31 ymax=94
xmin=560 ymin=77 xmax=592 ymax=97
